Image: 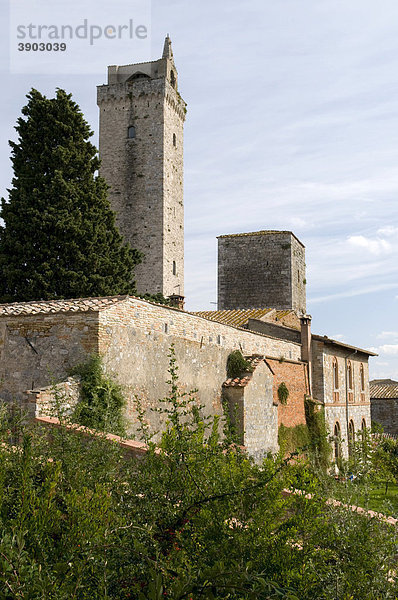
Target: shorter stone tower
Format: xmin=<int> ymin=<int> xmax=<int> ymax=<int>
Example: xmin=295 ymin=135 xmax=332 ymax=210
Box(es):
xmin=217 ymin=231 xmax=306 ymax=313
xmin=97 ymin=36 xmax=186 ymax=299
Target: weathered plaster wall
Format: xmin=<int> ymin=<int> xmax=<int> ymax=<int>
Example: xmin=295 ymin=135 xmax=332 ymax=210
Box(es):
xmin=0 ymin=313 xmax=98 ymax=405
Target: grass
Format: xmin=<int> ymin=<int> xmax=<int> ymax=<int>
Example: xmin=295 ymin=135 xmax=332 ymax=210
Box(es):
xmin=360 ymin=482 xmax=398 ymax=515
xmin=333 ymin=480 xmax=398 ymax=517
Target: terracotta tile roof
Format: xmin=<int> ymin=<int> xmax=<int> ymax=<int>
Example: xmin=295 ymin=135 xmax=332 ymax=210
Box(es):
xmin=217 ymin=230 xmax=305 ymax=247
xmin=370 ymin=380 xmax=398 ymax=399
xmin=223 ymin=355 xmax=264 ymax=388
xmin=0 ymin=295 xmax=129 ymax=317
xmin=192 ymin=308 xmax=293 ymax=329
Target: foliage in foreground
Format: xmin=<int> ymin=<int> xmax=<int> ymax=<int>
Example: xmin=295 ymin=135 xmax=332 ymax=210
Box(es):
xmin=0 ymin=350 xmax=397 ymax=599
xmin=71 ymin=354 xmax=127 ymax=437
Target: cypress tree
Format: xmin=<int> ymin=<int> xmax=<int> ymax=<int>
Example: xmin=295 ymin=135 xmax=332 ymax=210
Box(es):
xmin=0 ymin=88 xmax=142 ymax=303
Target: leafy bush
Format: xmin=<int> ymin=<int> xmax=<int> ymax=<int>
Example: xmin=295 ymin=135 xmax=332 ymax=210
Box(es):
xmin=277 ymin=382 xmax=289 ymax=405
xmin=71 ymin=354 xmax=126 ymax=436
xmin=278 ymin=423 xmax=310 ymax=454
xmin=0 ymin=351 xmax=396 ymax=598
xmin=226 ymin=350 xmax=253 ymax=378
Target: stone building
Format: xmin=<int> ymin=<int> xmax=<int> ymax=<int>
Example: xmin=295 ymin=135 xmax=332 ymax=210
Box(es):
xmin=0 ymin=38 xmax=377 ymax=461
xmin=218 ymin=231 xmax=306 ymax=314
xmin=97 ymin=36 xmax=186 ymax=299
xmin=197 ymin=303 xmax=374 ymax=458
xmin=0 ymin=295 xmax=308 ymax=460
xmin=370 ymin=379 xmax=398 ymax=436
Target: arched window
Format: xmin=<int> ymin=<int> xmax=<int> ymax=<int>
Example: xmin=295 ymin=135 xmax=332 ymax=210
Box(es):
xmin=347 ymin=360 xmax=354 ymax=402
xmin=361 ymin=418 xmax=366 ymax=431
xmin=173 ymin=133 xmax=176 ymax=147
xmin=360 ymin=364 xmax=365 ymax=401
xmin=170 ymin=70 xmax=175 ymax=88
xmin=127 ymin=125 xmax=136 ymax=139
xmin=348 ymin=420 xmax=355 ymax=456
xmin=334 ymin=421 xmax=341 ymax=461
xmin=333 ymin=357 xmax=339 ymax=402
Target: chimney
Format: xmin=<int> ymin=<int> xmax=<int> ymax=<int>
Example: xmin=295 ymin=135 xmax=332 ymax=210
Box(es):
xmin=300 ymin=315 xmax=312 ymax=396
xmin=168 ymin=295 xmax=185 ymax=311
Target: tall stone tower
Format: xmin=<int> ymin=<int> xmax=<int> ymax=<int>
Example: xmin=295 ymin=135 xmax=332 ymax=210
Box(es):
xmin=97 ymin=36 xmax=186 ymax=299
xmin=217 ymin=231 xmax=306 ymax=313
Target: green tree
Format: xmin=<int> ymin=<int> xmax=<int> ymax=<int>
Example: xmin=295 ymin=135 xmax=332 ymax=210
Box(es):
xmin=0 ymin=88 xmax=142 ymax=303
xmin=0 ymin=353 xmax=397 ymax=598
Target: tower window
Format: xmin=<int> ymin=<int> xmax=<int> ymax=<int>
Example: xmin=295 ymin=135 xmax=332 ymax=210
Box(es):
xmin=170 ymin=70 xmax=175 ymax=88
xmin=173 ymin=133 xmax=176 ymax=147
xmin=172 ymin=260 xmax=176 ymax=275
xmin=127 ymin=125 xmax=136 ymax=139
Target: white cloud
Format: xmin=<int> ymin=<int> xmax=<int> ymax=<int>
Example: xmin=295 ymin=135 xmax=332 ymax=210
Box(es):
xmin=375 ymin=344 xmax=398 ymax=356
xmin=377 ymin=226 xmax=398 ymax=237
xmin=309 ymin=282 xmax=398 ymax=304
xmin=376 ymin=331 xmax=398 ymax=339
xmin=347 ymin=235 xmax=392 ymax=256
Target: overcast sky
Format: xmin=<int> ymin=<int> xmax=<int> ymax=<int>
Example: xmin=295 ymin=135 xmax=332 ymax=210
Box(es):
xmin=1 ymin=0 xmax=397 ymax=378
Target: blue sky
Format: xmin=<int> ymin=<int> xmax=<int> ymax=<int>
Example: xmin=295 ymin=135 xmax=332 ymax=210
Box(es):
xmin=1 ymin=0 xmax=397 ymax=378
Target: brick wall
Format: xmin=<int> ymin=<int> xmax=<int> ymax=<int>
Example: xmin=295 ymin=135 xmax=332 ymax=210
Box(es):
xmin=265 ymin=358 xmax=308 ymax=428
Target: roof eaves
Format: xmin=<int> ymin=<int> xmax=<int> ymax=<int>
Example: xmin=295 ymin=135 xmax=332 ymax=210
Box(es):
xmin=312 ymin=334 xmax=377 ymax=356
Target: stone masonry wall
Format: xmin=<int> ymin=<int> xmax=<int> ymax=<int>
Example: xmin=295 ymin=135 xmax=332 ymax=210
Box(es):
xmin=97 ymin=297 xmax=302 ymax=439
xmin=242 ymin=361 xmax=278 ymax=458
xmin=0 ymin=313 xmax=98 ymax=405
xmin=217 ymin=231 xmax=306 ymax=313
xmin=291 ymin=235 xmax=306 ymax=314
xmin=0 ymin=297 xmax=303 ymax=450
xmin=314 ymin=341 xmax=371 ymax=457
xmin=24 ymin=377 xmax=80 ymax=419
xmin=163 ymin=85 xmax=185 ymax=297
xmin=97 ymin=56 xmax=185 ymax=298
xmin=248 ymin=319 xmax=301 ymax=344
xmin=371 ymin=398 xmax=398 ymax=435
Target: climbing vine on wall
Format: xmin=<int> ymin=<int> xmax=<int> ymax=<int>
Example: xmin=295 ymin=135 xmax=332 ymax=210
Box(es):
xmin=278 ymin=382 xmax=289 ymax=405
xmin=71 ymin=354 xmax=127 ymax=437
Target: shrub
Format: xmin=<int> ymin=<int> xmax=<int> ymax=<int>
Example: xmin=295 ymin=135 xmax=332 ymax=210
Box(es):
xmin=226 ymin=350 xmax=253 ymax=378
xmin=71 ymin=354 xmax=126 ymax=436
xmin=278 ymin=382 xmax=289 ymax=405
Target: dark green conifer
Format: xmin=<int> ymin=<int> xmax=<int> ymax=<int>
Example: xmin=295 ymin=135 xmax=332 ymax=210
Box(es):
xmin=0 ymin=88 xmax=142 ymax=302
